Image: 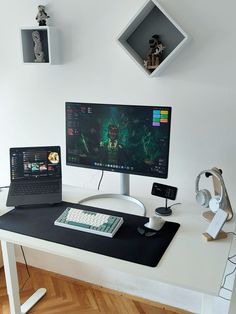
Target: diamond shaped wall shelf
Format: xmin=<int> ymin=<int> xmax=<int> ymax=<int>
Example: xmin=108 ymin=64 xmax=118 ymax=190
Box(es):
xmin=117 ymin=0 xmax=189 ymax=77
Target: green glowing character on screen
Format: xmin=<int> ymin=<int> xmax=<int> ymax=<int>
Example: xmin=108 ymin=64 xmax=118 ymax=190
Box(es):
xmin=99 ymin=124 xmax=127 ymax=165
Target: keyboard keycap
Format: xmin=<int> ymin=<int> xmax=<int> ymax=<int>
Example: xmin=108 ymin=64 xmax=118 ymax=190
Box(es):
xmin=54 ymin=207 xmax=123 ymax=238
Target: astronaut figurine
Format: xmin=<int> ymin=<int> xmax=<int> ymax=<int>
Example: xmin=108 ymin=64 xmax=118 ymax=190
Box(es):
xmin=36 ymin=5 xmax=50 ymax=26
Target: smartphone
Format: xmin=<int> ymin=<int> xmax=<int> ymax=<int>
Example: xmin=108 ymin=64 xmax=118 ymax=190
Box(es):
xmin=151 ymin=183 xmax=178 ymax=200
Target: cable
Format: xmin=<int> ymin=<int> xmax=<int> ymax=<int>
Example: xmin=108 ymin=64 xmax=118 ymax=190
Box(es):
xmin=226 ymin=232 xmax=236 ymax=236
xmin=225 ymin=232 xmax=236 ymax=262
xmin=218 ymin=294 xmax=232 ymax=301
xmin=221 ymin=265 xmax=236 ymax=289
xmin=20 ymin=246 xmax=31 ymax=291
xmin=168 ymin=202 xmax=182 ymax=209
xmin=229 ymin=254 xmax=236 ymax=260
xmin=219 ymin=261 xmax=236 ymax=301
xmin=218 ymin=231 xmax=236 ymax=300
xmin=97 ymin=170 xmax=104 ymax=191
xmin=0 ymin=186 xmax=9 ymax=189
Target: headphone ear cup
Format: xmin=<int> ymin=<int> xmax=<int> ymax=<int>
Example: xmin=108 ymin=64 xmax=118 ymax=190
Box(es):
xmin=196 ymin=189 xmax=212 ymax=207
xmin=209 ymin=195 xmax=221 ymax=213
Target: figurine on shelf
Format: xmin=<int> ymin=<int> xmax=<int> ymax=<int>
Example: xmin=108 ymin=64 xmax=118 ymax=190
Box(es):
xmin=144 ymin=34 xmax=165 ymax=71
xmin=32 ymin=30 xmax=45 ymax=62
xmin=36 ymin=5 xmax=50 ymax=26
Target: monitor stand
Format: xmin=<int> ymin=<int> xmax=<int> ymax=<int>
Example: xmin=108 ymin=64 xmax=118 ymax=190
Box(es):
xmin=78 ymin=173 xmax=146 ymax=216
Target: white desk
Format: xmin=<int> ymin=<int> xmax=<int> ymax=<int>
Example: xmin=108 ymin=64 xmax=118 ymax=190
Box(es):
xmin=0 ymin=185 xmax=235 ymax=314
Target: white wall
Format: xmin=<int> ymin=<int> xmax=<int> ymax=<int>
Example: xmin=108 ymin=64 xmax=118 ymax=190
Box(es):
xmin=0 ymin=0 xmax=236 ymax=312
xmin=1 ymin=0 xmax=236 ymax=204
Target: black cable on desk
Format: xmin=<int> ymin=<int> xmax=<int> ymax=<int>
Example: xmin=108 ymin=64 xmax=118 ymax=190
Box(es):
xmin=97 ymin=170 xmax=104 ymax=191
xmin=229 ymin=254 xmax=236 ymax=262
xmin=227 ymin=232 xmax=236 ymax=236
xmin=20 ymin=246 xmax=31 ymax=291
xmin=219 ymin=266 xmax=236 ymax=301
xmin=168 ymin=202 xmax=182 ymax=209
xmin=218 ymin=232 xmax=236 ymax=301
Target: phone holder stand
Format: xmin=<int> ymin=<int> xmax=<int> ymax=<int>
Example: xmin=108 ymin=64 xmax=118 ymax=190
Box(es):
xmin=202 ymin=208 xmax=228 ymax=241
xmin=202 ymin=231 xmax=227 ymax=241
xmin=155 ymin=198 xmax=172 ymax=216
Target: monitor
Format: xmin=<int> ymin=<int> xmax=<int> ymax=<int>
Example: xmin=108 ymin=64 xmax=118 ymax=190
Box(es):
xmin=66 ymin=102 xmax=172 ymax=213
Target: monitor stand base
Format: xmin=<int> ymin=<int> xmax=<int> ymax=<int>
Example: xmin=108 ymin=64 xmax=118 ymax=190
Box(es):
xmin=78 ymin=174 xmax=146 ymax=216
xmin=78 ymin=193 xmax=146 ymax=217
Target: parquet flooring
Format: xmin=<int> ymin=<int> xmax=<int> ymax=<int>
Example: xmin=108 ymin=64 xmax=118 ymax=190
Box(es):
xmin=0 ymin=264 xmax=192 ymax=314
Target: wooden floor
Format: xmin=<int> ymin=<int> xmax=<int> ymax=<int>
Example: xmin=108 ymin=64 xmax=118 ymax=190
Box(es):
xmin=0 ymin=263 xmax=192 ymax=314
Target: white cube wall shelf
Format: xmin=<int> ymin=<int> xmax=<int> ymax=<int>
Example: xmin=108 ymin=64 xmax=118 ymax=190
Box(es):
xmin=117 ymin=0 xmax=189 ymax=77
xmin=20 ymin=26 xmax=58 ymax=64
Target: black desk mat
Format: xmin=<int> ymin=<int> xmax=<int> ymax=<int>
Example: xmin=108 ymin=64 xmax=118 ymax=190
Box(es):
xmin=0 ymin=202 xmax=180 ymax=267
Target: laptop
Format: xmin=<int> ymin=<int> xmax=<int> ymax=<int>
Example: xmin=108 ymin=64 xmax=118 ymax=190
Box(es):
xmin=6 ymin=146 xmax=62 ymax=207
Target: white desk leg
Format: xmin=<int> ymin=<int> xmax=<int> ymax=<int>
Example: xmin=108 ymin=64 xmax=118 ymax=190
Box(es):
xmin=1 ymin=240 xmax=21 ymax=314
xmin=1 ymin=240 xmax=46 ymax=314
xmin=201 ymin=294 xmax=214 ymax=314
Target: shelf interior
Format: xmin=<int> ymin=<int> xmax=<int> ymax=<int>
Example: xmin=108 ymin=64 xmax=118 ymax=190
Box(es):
xmin=118 ymin=1 xmax=188 ymax=76
xmin=21 ymin=29 xmax=49 ymax=63
xmin=127 ymin=7 xmax=185 ymax=64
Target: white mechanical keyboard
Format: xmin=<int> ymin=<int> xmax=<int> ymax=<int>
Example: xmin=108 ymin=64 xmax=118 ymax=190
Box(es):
xmin=54 ymin=207 xmax=124 ymax=238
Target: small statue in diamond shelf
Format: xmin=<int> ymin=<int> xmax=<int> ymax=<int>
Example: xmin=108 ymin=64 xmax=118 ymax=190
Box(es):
xmin=144 ymin=34 xmax=165 ymax=71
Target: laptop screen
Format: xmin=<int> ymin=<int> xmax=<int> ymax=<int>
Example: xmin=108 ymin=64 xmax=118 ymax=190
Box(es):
xmin=10 ymin=146 xmax=61 ymax=181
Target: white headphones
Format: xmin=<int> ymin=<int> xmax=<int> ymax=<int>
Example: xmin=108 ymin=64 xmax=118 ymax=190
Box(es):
xmin=195 ymin=169 xmax=226 ymax=213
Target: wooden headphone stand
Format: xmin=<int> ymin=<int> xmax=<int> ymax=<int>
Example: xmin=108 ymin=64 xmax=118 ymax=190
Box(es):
xmin=202 ymin=167 xmax=233 ymax=222
xmin=202 ymin=230 xmax=227 ymax=241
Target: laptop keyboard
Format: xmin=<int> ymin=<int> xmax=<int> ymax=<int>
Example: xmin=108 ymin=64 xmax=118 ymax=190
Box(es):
xmin=11 ymin=181 xmax=61 ymax=196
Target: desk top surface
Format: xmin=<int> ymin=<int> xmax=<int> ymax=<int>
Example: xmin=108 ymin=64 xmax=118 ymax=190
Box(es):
xmin=0 ymin=185 xmax=235 ymax=296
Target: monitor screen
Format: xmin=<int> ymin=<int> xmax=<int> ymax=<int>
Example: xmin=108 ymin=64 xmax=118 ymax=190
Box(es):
xmin=66 ymin=102 xmax=171 ymax=178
